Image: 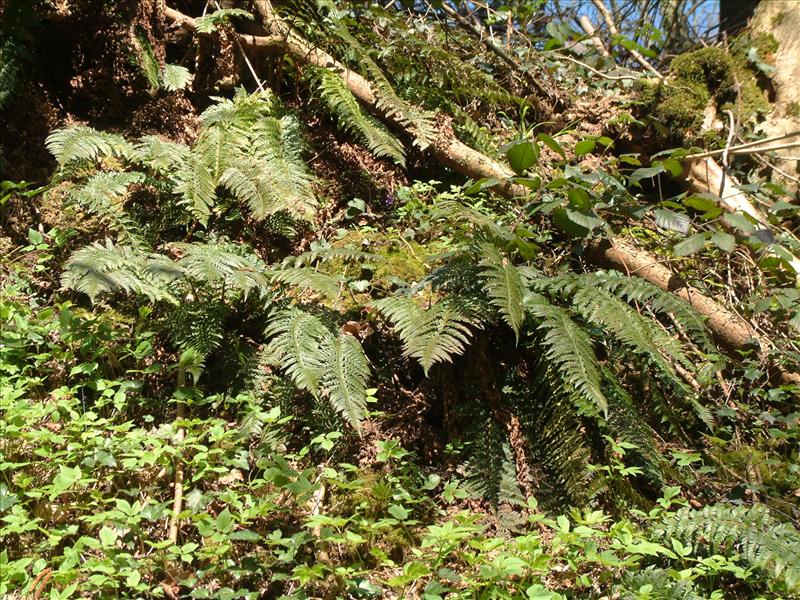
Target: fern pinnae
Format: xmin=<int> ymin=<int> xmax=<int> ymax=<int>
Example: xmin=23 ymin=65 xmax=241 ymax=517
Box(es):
xmin=525 ymin=293 xmax=608 ymax=417
xmin=46 ymin=126 xmax=137 ymax=169
xmin=479 ymin=243 xmax=526 ymax=341
xmin=319 ymin=333 xmax=370 ymax=429
xmin=314 ymin=67 xmax=406 ymax=166
xmin=270 ymin=267 xmax=342 ymax=301
xmin=372 ymin=296 xmax=479 ymax=375
xmin=265 ymin=307 xmax=329 ymax=391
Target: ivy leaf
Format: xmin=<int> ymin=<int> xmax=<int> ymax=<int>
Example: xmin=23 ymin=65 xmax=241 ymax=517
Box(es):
xmin=653 ymin=208 xmax=690 ymax=234
xmin=673 ymin=233 xmax=707 ymax=257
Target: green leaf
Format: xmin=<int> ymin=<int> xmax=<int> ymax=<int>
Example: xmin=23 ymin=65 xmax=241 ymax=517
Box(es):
xmin=388 ymin=504 xmax=410 ymax=520
xmin=574 ymin=139 xmax=596 ymax=157
xmin=673 ymin=233 xmax=707 ymax=257
xmin=537 ymin=133 xmax=565 ymax=158
xmin=99 ymin=526 xmax=118 ymax=547
xmin=653 ymin=208 xmax=690 ymax=234
xmin=723 ymin=212 xmax=757 ymax=234
xmin=629 ymin=164 xmax=665 ymax=186
xmin=504 ymin=139 xmax=539 ymax=175
xmin=683 ymin=194 xmax=718 ymax=213
xmin=710 ymin=231 xmax=735 ymax=252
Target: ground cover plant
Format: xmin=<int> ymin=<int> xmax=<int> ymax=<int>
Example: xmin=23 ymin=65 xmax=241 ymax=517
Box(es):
xmin=2 ymin=0 xmax=800 ymax=598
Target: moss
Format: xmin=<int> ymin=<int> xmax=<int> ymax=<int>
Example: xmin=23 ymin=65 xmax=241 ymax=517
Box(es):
xmin=669 ymin=47 xmax=736 ymax=99
xmin=786 ymin=102 xmax=800 ymax=118
xmin=637 ymin=79 xmax=710 ymax=138
xmin=726 ymin=31 xmax=778 ymax=124
xmin=772 ymin=10 xmax=786 ymax=27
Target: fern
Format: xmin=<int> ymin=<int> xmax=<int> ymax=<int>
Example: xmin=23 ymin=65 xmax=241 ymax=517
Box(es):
xmin=270 ymin=267 xmax=342 ymax=301
xmin=167 ymin=299 xmax=229 ymax=357
xmin=135 ymin=136 xmax=191 ymax=174
xmin=46 ymin=126 xmax=137 ymax=169
xmin=615 ymin=568 xmax=703 ymax=600
xmin=372 ymin=296 xmax=480 ymax=375
xmin=657 ymin=503 xmax=800 ymax=593
xmin=318 ymin=333 xmax=370 ymax=428
xmin=172 ymin=148 xmax=218 ymax=226
xmin=194 ymin=8 xmax=255 ymax=34
xmin=265 ymin=307 xmax=370 ymax=428
xmin=67 ymin=171 xmax=146 ymax=245
xmin=314 ymin=67 xmax=406 ymax=165
xmin=160 ymin=64 xmax=192 ymax=92
xmin=171 ymin=242 xmax=268 ymax=297
xmin=479 ymin=243 xmax=526 ymax=341
xmin=62 ymin=242 xmax=179 ymax=303
xmin=525 ymin=293 xmax=608 ymax=417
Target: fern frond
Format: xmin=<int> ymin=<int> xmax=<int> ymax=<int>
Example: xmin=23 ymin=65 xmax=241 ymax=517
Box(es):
xmin=199 ymin=90 xmax=273 ymax=129
xmin=525 ymin=293 xmax=607 ymax=417
xmin=479 ymin=244 xmax=526 ymax=341
xmin=270 ymin=267 xmax=342 ymax=301
xmin=136 ymin=136 xmax=191 ymax=173
xmin=265 ymin=307 xmax=330 ymax=391
xmin=62 ymin=242 xmax=179 ymax=303
xmin=435 ymin=200 xmax=511 ymax=242
xmin=172 ymin=242 xmax=268 ymax=296
xmin=172 ymin=152 xmax=217 ymax=226
xmin=615 ymin=568 xmax=703 ymax=600
xmin=160 ymin=64 xmax=192 ymax=92
xmin=67 ymin=171 xmax=145 ymax=245
xmin=591 ymin=271 xmax=716 ymax=354
xmin=372 ymin=296 xmax=480 ymax=375
xmin=314 ymin=67 xmax=406 ymax=166
xmin=249 ymin=116 xmax=317 ymax=221
xmin=194 ymin=8 xmax=255 ymax=34
xmin=46 ymin=126 xmax=137 ymax=169
xmin=167 ymin=299 xmax=229 ymax=357
xmin=318 ymin=333 xmax=370 ymax=428
xmin=657 ymin=503 xmax=800 ymax=593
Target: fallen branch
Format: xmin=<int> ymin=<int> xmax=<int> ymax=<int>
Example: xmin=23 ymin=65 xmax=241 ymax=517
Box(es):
xmin=164 ymin=4 xmax=798 ymax=383
xmin=577 ymin=15 xmax=610 ymax=57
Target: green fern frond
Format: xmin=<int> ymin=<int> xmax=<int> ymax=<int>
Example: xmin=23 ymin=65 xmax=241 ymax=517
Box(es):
xmin=657 ymin=503 xmax=800 ymax=593
xmin=435 ymin=200 xmax=511 ymax=242
xmin=285 ymin=246 xmax=379 ymax=268
xmin=372 ymin=296 xmax=480 ymax=375
xmin=615 ymin=568 xmax=703 ymax=600
xmin=67 ymin=171 xmax=145 ymax=245
xmin=265 ymin=307 xmax=330 ymax=392
xmin=160 ymin=64 xmax=192 ymax=92
xmin=314 ymin=67 xmax=406 ymax=166
xmin=318 ymin=333 xmax=370 ymax=428
xmin=172 ymin=152 xmax=218 ymax=226
xmin=172 ymin=242 xmax=268 ymax=296
xmin=200 ymin=90 xmax=273 ymax=129
xmin=525 ymin=293 xmax=607 ymax=417
xmin=136 ymin=136 xmax=191 ymax=173
xmin=168 ymin=299 xmax=229 ymax=357
xmin=592 ymin=271 xmax=716 ymax=354
xmin=194 ymin=8 xmax=255 ymax=34
xmin=265 ymin=308 xmax=370 ymax=428
xmin=46 ymin=126 xmax=137 ymax=169
xmin=479 ymin=243 xmax=526 ymax=341
xmin=249 ymin=116 xmax=317 ymax=221
xmin=270 ymin=267 xmax=342 ymax=301
xmin=62 ymin=242 xmax=179 ymax=303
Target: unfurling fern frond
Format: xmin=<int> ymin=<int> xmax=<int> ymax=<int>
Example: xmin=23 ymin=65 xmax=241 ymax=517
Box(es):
xmin=656 ymin=503 xmax=800 ymax=593
xmin=62 ymin=242 xmax=179 ymax=303
xmin=67 ymin=171 xmax=145 ymax=245
xmin=265 ymin=307 xmax=370 ymax=427
xmin=479 ymin=244 xmax=526 ymax=341
xmin=525 ymin=294 xmax=607 ymax=417
xmin=318 ymin=334 xmax=370 ymax=428
xmin=372 ymin=296 xmax=480 ymax=375
xmin=46 ymin=126 xmax=137 ymax=169
xmin=270 ymin=267 xmax=342 ymax=301
xmin=314 ymin=67 xmax=406 ymax=166
xmin=171 ymin=242 xmax=268 ymax=296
